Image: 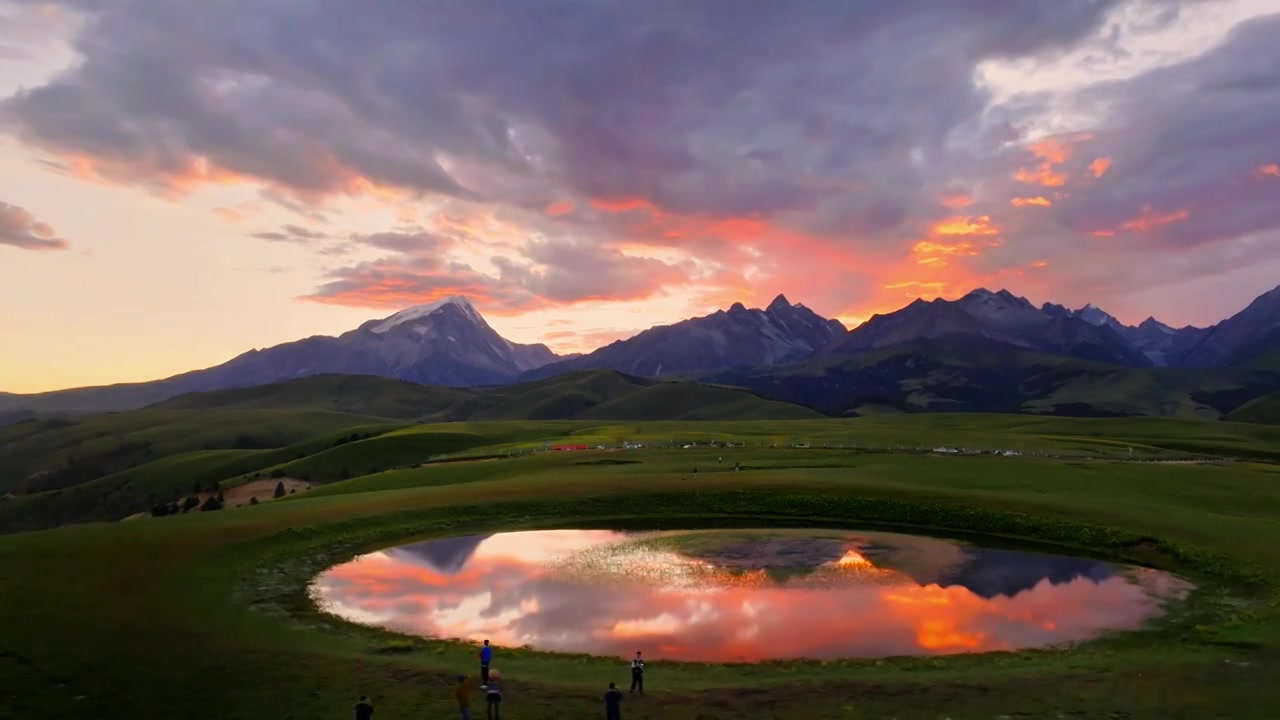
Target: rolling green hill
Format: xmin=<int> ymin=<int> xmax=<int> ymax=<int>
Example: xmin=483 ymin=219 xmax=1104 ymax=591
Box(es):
xmin=1230 ymin=391 xmax=1280 ymax=424
xmin=0 ymin=408 xmax=392 ymax=496
xmin=148 ymin=370 xmax=820 ymax=422
xmin=0 ymin=372 xmax=820 ymax=533
xmin=150 ymin=373 xmax=472 ymax=416
xmin=698 ymin=336 xmax=1280 ymax=419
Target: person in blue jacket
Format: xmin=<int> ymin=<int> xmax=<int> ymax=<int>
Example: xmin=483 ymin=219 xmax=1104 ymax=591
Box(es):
xmin=478 ymin=639 xmax=493 ymax=687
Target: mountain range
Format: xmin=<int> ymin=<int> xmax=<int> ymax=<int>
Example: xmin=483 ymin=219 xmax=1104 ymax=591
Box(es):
xmin=3 ymin=284 xmax=1279 ymax=422
xmin=520 ymin=294 xmax=846 ymax=380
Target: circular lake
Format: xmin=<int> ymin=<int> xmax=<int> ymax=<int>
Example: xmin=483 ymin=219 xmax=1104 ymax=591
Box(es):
xmin=311 ymin=528 xmax=1192 ymax=662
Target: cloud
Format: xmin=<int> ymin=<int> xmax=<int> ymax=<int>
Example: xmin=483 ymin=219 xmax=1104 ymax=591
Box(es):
xmin=250 ymin=224 xmax=329 ymax=244
xmin=302 ymin=224 xmax=692 ymax=312
xmin=0 ymin=200 xmax=70 ymax=251
xmin=2 ymin=1 xmax=1277 ymax=327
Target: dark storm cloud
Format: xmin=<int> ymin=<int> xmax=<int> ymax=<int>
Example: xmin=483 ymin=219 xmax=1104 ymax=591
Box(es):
xmin=0 ymin=0 xmax=1117 ymax=220
xmin=0 ymin=200 xmax=70 ymax=251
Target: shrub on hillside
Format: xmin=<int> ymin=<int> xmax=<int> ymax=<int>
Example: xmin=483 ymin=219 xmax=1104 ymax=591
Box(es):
xmin=273 ymin=481 xmax=286 ymax=499
xmin=200 ymin=496 xmax=223 ymax=512
xmin=181 ymin=496 xmax=199 ymax=512
xmin=249 ymin=496 xmax=259 ymax=506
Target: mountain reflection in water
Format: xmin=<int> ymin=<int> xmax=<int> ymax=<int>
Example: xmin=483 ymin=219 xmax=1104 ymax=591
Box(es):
xmin=312 ymin=529 xmax=1190 ymax=662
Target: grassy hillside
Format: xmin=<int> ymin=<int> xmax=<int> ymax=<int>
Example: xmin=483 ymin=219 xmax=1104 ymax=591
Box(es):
xmin=151 ymin=373 xmax=472 ymax=416
xmin=0 ymin=409 xmax=390 ymax=495
xmin=12 ymin=409 xmax=1280 ymax=535
xmin=0 ymin=373 xmax=821 ymax=533
xmin=3 ymin=420 xmax=1280 ymax=718
xmin=1230 ymin=391 xmax=1280 ymax=424
xmin=699 ymin=336 xmax=1280 ymax=419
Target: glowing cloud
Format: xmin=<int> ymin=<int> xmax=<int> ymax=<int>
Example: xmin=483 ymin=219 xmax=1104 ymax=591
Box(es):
xmin=941 ymin=194 xmax=974 ymax=209
xmin=1013 ymin=167 xmax=1067 ymax=187
xmin=1258 ymin=164 xmax=1280 ymax=178
xmin=545 ymin=200 xmax=575 ymax=217
xmin=1089 ymin=158 xmax=1112 ymax=178
xmin=1120 ymin=208 xmax=1190 ymax=233
xmin=1010 ymin=196 xmax=1052 ymax=208
xmin=933 ymin=216 xmax=999 ymax=236
xmin=1014 ymin=132 xmax=1094 ymax=188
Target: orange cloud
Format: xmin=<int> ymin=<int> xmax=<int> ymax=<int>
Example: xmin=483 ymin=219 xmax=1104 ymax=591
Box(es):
xmin=1089 ymin=158 xmax=1112 ymax=178
xmin=1013 ymin=167 xmax=1067 ymax=187
xmin=1088 ymin=206 xmax=1190 ymax=238
xmin=1120 ymin=208 xmax=1190 ymax=233
xmin=545 ymin=200 xmax=575 ymax=217
xmin=1010 ymin=196 xmax=1052 ymax=208
xmin=933 ymin=215 xmax=999 ymax=236
xmin=589 ymin=197 xmax=657 ymax=213
xmin=940 ymin=193 xmax=974 ymax=209
xmin=911 ymin=240 xmax=978 ymax=265
xmin=1258 ymin=164 xmax=1280 ymax=178
xmin=1014 ymin=132 xmax=1094 ymax=188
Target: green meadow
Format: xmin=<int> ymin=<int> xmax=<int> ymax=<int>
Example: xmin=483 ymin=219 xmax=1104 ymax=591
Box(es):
xmin=2 ymin=408 xmax=1280 ymax=718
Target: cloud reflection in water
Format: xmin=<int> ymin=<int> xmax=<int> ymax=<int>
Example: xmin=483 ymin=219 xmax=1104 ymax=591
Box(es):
xmin=312 ymin=529 xmax=1190 ymax=662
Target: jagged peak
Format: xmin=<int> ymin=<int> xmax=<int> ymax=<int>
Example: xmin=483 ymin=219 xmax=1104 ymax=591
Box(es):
xmin=767 ymin=293 xmax=792 ymax=311
xmin=728 ymin=301 xmax=748 ymax=313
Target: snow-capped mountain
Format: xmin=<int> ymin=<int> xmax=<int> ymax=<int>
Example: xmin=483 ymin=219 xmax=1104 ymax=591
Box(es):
xmin=191 ymin=296 xmax=560 ymax=389
xmin=519 ymin=294 xmax=847 ymax=380
xmin=0 ymin=297 xmax=563 ymax=415
xmin=823 ymin=288 xmax=1151 ymax=366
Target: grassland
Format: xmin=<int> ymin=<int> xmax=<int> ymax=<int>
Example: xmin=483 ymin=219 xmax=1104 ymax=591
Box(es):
xmin=1231 ymin=390 xmax=1280 ymax=424
xmin=3 ymin=412 xmax=1280 ymax=719
xmin=9 ymin=400 xmax=1280 ymax=535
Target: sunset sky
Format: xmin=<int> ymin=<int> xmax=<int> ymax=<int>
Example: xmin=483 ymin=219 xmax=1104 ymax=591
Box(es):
xmin=2 ymin=1 xmax=1279 ymax=393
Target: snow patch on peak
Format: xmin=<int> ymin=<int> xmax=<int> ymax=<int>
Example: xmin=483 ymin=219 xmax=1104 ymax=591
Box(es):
xmin=370 ymin=296 xmax=480 ymax=334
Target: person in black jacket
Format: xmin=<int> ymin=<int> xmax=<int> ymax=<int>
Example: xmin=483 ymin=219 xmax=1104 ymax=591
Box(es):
xmin=355 ymin=695 xmax=374 ymax=720
xmin=604 ymin=682 xmax=623 ymax=720
xmin=629 ymin=651 xmax=645 ymax=694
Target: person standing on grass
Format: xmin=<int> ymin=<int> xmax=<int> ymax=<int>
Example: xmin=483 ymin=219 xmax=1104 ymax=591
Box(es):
xmin=604 ymin=682 xmax=623 ymax=720
xmin=478 ymin=639 xmax=493 ymax=686
xmin=355 ymin=695 xmax=374 ymax=720
xmin=630 ymin=651 xmax=645 ymax=694
xmin=454 ymin=674 xmax=474 ymax=720
xmin=485 ymin=672 xmax=503 ymax=719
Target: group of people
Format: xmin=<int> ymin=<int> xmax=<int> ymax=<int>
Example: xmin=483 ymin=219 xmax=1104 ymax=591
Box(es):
xmin=354 ymin=641 xmax=648 ymax=719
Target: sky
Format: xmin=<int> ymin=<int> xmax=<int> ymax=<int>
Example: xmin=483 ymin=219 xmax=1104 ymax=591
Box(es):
xmin=1 ymin=0 xmax=1278 ymax=393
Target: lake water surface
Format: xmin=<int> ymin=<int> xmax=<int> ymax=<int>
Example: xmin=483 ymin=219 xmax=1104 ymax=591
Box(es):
xmin=311 ymin=528 xmax=1192 ymax=662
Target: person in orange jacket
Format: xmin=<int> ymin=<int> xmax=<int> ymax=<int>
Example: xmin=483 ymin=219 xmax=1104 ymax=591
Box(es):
xmin=453 ymin=674 xmax=474 ymax=720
